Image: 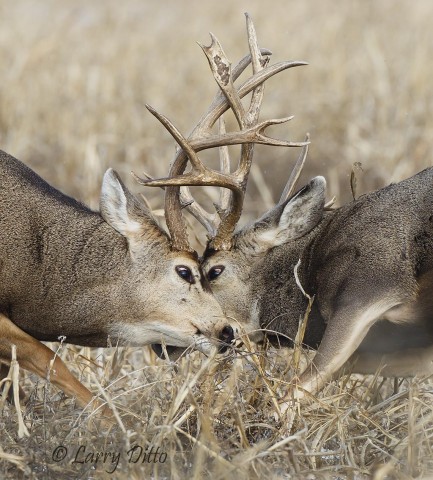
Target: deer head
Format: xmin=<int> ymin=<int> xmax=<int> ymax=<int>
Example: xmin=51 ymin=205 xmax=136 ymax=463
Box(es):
xmin=135 ymin=13 xmax=316 ymax=341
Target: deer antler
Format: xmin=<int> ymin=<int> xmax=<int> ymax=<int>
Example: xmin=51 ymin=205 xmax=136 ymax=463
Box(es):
xmin=278 ymin=133 xmax=310 ymax=204
xmin=134 ymin=13 xmax=308 ymax=251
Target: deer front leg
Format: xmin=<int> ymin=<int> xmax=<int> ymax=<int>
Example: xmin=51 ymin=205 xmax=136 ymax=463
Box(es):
xmin=0 ymin=313 xmax=97 ymax=409
xmin=279 ymin=297 xmax=402 ymax=412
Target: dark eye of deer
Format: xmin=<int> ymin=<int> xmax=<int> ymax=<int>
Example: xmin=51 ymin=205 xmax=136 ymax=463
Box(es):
xmin=175 ymin=266 xmax=195 ymax=284
xmin=208 ymin=265 xmax=225 ymax=281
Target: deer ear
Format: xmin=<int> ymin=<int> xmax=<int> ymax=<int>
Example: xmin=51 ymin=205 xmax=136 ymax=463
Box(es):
xmin=100 ymin=169 xmax=167 ymax=250
xmin=244 ymin=176 xmax=326 ymax=251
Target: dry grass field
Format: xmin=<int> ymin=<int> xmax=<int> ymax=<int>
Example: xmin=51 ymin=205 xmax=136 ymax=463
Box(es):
xmin=1 ymin=1 xmax=433 ymax=478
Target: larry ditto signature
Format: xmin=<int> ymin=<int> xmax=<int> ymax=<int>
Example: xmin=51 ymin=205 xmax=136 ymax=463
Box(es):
xmin=52 ymin=444 xmax=167 ymax=473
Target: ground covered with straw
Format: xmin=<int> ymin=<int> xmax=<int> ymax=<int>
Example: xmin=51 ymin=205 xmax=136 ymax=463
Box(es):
xmin=1 ymin=1 xmax=433 ymax=478
xmin=1 ymin=343 xmax=432 ymax=478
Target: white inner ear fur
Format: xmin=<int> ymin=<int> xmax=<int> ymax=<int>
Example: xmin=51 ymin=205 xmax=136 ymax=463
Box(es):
xmin=255 ymin=176 xmax=326 ymax=248
xmin=100 ymin=168 xmax=144 ymax=238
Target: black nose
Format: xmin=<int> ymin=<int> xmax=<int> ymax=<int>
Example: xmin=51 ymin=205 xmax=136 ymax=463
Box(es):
xmin=219 ymin=325 xmax=234 ymax=345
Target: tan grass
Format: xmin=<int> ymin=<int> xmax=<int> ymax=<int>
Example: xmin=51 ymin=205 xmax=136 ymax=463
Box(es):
xmin=1 ymin=343 xmax=432 ymax=478
xmin=1 ymin=0 xmax=433 ymax=477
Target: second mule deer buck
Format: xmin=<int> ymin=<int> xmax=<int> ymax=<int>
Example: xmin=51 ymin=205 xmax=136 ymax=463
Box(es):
xmin=141 ymin=16 xmax=433 ymax=409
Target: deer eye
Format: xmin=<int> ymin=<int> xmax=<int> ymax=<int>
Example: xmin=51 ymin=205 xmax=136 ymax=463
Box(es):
xmin=208 ymin=265 xmax=225 ymax=281
xmin=175 ymin=266 xmax=195 ymax=284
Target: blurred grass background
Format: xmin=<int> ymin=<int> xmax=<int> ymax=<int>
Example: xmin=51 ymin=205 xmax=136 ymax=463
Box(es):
xmin=1 ymin=1 xmax=433 ymax=478
xmin=2 ymin=0 xmax=433 ymax=225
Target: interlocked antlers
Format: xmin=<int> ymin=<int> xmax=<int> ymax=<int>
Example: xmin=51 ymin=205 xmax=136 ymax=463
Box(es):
xmin=134 ymin=13 xmax=308 ymax=251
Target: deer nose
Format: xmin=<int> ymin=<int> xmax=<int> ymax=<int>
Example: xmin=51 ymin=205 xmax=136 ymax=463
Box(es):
xmin=219 ymin=325 xmax=234 ymax=345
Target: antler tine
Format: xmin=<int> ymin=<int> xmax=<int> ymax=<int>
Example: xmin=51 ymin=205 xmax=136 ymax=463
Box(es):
xmin=244 ymin=12 xmax=267 ymax=127
xmin=279 ymin=133 xmax=310 ymax=204
xmin=145 ymin=104 xmax=205 ymax=174
xmin=217 ymin=117 xmax=232 ymax=214
xmin=199 ymin=34 xmax=246 ymax=129
xmin=187 ymin=116 xmax=305 ymax=151
xmin=209 ymin=13 xmax=268 ymax=250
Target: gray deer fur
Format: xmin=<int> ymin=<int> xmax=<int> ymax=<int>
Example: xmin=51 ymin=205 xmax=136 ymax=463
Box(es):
xmin=201 ymin=168 xmax=433 ymax=397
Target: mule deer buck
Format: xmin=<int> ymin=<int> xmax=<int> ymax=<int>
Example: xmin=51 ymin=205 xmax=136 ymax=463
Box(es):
xmin=140 ymin=15 xmax=433 ymax=409
xmin=0 ymin=151 xmax=240 ymax=411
